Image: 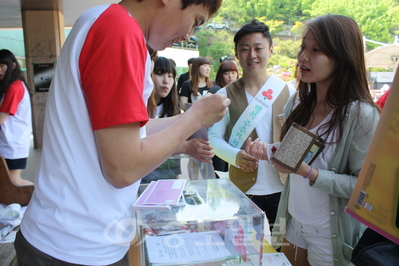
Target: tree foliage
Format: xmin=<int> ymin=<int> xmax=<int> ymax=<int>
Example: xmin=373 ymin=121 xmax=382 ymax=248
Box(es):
xmin=198 ymin=0 xmax=399 ymax=78
xmin=195 ymin=29 xmax=235 ymax=76
xmin=308 ymin=0 xmax=399 ymax=49
xmin=214 ymin=0 xmax=398 ymax=46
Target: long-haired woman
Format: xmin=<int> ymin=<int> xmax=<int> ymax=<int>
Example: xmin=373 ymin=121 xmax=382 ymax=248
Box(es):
xmin=179 ymin=56 xmax=218 ymax=179
xmin=143 ymin=56 xmax=182 ymax=183
xmin=179 ymin=56 xmax=220 ymax=110
xmin=144 ymin=56 xmax=214 ymax=182
xmin=147 ymin=57 xmax=180 ymax=119
xmin=245 ymin=15 xmax=380 ymax=266
xmin=0 ymin=49 xmax=33 ymax=186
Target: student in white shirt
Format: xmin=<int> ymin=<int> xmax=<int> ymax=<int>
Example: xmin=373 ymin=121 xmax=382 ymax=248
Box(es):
xmin=15 ymin=1 xmax=229 ymax=265
xmin=0 ymin=49 xmax=33 ymax=187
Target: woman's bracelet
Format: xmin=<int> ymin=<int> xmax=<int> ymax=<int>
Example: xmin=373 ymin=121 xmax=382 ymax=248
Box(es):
xmin=303 ymin=166 xmax=314 ymax=179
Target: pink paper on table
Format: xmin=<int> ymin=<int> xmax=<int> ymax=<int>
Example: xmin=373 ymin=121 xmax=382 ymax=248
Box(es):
xmin=132 ymin=181 xmax=171 ymax=210
xmin=143 ymin=179 xmax=186 ymax=205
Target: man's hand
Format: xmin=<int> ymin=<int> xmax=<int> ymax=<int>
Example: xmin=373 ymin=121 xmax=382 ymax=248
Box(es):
xmin=244 ymin=137 xmax=269 ymax=161
xmin=183 ymin=138 xmax=214 ymax=163
xmin=236 ymin=150 xmax=258 ymax=172
xmin=187 ymin=93 xmax=230 ymax=128
xmin=245 ymin=138 xmax=318 ymax=180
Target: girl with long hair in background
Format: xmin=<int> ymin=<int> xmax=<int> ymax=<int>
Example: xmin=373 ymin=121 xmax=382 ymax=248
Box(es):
xmin=179 ymin=56 xmax=220 ymax=109
xmin=144 ymin=56 xmax=214 ymax=183
xmin=0 ymin=49 xmax=33 ymax=186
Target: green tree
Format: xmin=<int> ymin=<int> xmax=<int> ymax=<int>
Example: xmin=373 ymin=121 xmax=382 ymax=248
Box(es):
xmin=308 ymin=0 xmax=399 ymax=49
xmin=273 ymin=38 xmax=301 ymax=59
xmin=212 ymin=0 xmax=268 ymax=24
xmin=201 ymin=0 xmax=399 ymax=78
xmin=195 ymin=29 xmax=236 ymax=77
xmin=214 ymin=0 xmax=304 ymax=25
xmin=261 ymin=19 xmax=286 ymax=36
xmin=291 ymin=21 xmax=305 ymax=40
xmin=269 ymin=37 xmax=301 ymax=80
xmin=265 ymin=0 xmax=302 ymax=24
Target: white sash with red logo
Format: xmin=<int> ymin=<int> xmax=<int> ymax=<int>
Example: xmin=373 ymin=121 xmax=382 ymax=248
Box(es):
xmin=228 ymin=74 xmax=286 ymax=148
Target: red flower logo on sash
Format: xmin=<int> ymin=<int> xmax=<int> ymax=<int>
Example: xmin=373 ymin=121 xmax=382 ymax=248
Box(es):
xmin=262 ymin=89 xmax=273 ymax=100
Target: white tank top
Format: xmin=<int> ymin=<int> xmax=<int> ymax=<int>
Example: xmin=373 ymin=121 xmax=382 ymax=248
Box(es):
xmin=288 ymin=111 xmax=337 ymax=227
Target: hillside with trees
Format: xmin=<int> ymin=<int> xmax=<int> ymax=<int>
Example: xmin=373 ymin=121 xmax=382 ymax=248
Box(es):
xmin=193 ymin=0 xmax=399 ymax=80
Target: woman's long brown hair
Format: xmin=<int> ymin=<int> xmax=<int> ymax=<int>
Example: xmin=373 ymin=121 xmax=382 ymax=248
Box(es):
xmin=150 ymin=57 xmax=179 ymax=118
xmin=190 ymin=57 xmax=214 ymax=96
xmin=281 ymin=15 xmax=379 ymax=142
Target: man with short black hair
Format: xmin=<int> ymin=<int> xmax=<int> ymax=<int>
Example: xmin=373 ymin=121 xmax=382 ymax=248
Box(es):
xmin=209 ymin=19 xmax=294 ymax=231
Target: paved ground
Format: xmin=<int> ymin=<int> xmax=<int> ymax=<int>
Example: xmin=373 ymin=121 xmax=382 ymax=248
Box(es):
xmin=21 ymin=138 xmax=41 ymax=183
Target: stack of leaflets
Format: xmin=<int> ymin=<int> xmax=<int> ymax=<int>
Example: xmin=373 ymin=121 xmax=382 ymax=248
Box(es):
xmin=270 ymin=122 xmax=324 ymax=172
xmin=262 ymin=253 xmax=292 ymax=265
xmin=145 ymin=231 xmax=233 ymax=265
xmin=133 ymin=179 xmax=186 ymax=210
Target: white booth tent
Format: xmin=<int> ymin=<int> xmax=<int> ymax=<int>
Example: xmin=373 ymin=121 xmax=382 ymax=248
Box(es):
xmin=366 ymin=43 xmax=399 ymax=69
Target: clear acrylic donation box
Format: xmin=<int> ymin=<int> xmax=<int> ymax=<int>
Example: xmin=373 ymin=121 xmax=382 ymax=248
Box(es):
xmin=135 ymin=178 xmax=265 ymax=266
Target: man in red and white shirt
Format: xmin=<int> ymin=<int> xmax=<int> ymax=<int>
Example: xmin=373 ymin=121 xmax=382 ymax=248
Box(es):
xmin=16 ymin=0 xmax=229 ymax=265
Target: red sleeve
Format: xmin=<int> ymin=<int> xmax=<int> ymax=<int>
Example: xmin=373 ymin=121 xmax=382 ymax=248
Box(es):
xmin=0 ymin=80 xmax=24 ymax=115
xmin=376 ymin=89 xmax=390 ymax=109
xmin=79 ymin=4 xmax=149 ymax=131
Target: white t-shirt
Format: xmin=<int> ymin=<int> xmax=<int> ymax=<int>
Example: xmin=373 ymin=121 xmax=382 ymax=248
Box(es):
xmin=288 ymin=112 xmax=337 ymax=227
xmin=0 ymin=80 xmax=32 ymax=159
xmin=155 ymin=103 xmax=164 ymax=118
xmin=21 ymin=4 xmax=153 ymax=265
